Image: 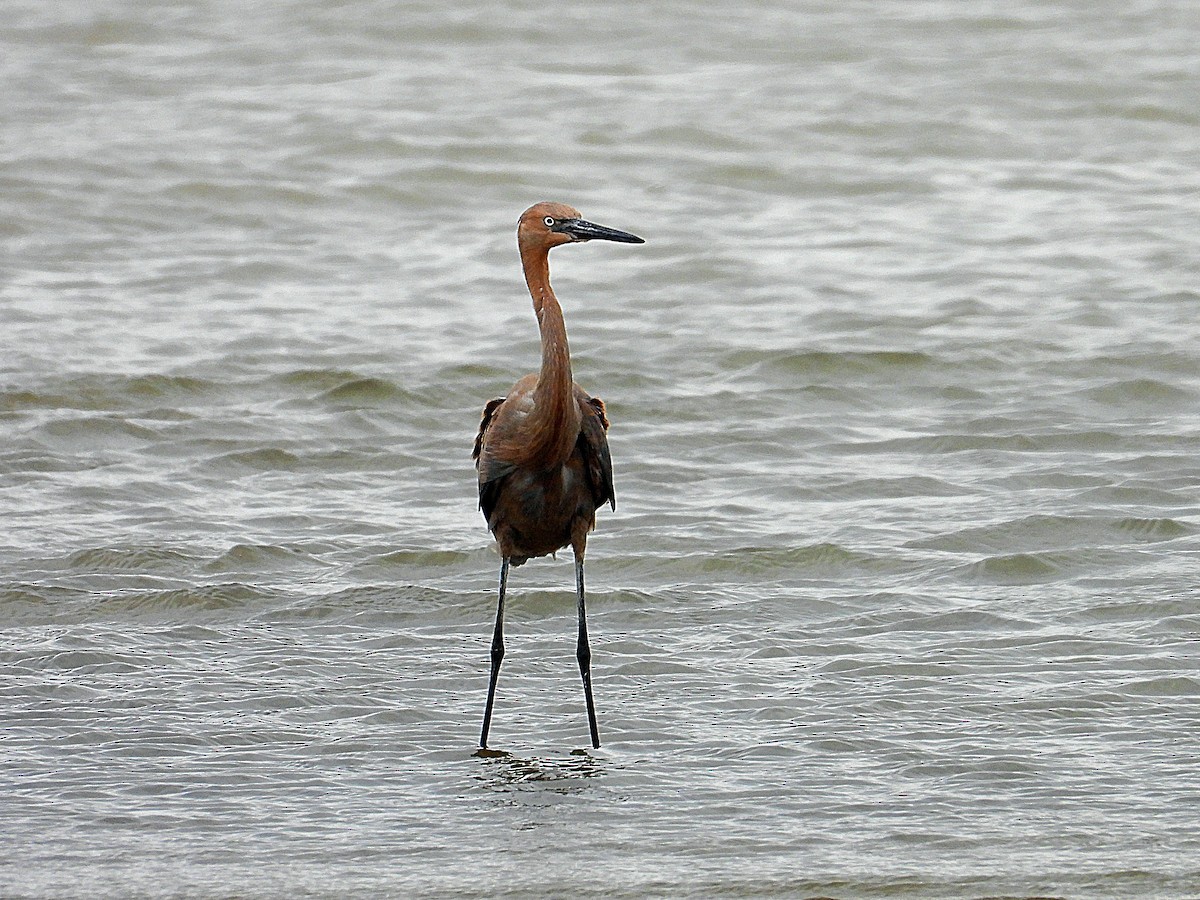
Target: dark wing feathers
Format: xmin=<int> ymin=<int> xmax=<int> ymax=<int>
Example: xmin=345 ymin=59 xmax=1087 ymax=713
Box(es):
xmin=472 ymin=397 xmax=506 ymax=462
xmin=478 ymin=472 xmax=508 ymax=524
xmin=474 ymin=397 xmax=511 ymax=523
xmin=474 ymin=393 xmax=614 ymax=524
xmin=578 ymin=396 xmax=615 ymax=511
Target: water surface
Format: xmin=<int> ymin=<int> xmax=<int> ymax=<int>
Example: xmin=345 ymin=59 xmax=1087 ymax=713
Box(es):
xmin=3 ymin=1 xmax=1199 ymax=897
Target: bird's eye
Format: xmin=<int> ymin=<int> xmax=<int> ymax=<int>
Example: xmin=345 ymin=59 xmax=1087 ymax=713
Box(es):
xmin=543 ymin=216 xmax=555 ymax=228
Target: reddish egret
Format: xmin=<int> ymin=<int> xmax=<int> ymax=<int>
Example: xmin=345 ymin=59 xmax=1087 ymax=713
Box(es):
xmin=473 ymin=201 xmax=644 ymax=750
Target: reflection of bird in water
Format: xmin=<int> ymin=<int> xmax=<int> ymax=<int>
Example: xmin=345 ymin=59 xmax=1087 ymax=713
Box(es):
xmin=482 ymin=750 xmax=607 ymax=790
xmin=473 ymin=202 xmax=644 ymax=750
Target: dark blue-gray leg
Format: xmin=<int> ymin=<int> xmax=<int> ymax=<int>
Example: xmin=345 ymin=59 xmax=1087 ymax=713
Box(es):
xmin=479 ymin=557 xmax=509 ymax=749
xmin=575 ymin=554 xmax=601 ymax=749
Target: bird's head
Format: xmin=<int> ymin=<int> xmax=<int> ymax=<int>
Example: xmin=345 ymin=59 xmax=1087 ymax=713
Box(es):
xmin=518 ymin=201 xmax=644 ymax=251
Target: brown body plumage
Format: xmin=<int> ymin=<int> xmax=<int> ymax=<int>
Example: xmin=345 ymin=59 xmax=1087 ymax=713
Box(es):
xmin=473 ymin=201 xmax=644 ymax=750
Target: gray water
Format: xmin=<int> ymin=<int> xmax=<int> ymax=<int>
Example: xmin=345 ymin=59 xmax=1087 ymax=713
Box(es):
xmin=3 ymin=1 xmax=1200 ymax=897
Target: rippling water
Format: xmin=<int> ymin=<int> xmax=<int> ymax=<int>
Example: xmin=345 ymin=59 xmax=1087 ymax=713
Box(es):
xmin=4 ymin=1 xmax=1200 ymax=897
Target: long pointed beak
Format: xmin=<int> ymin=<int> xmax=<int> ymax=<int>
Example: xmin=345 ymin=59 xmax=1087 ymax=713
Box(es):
xmin=559 ymin=218 xmax=645 ymax=244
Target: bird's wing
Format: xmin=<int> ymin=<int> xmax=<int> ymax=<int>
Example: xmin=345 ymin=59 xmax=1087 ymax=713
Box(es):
xmin=473 ymin=397 xmax=506 ymax=463
xmin=474 ymin=397 xmax=514 ymax=522
xmin=577 ymin=393 xmax=616 ymax=511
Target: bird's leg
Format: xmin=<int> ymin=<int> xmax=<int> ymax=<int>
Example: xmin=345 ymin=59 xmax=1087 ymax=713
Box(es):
xmin=479 ymin=557 xmax=509 ymax=749
xmin=574 ymin=550 xmax=601 ymax=749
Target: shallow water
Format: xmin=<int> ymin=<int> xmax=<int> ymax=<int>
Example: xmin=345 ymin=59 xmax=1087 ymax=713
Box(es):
xmin=3 ymin=1 xmax=1200 ymax=897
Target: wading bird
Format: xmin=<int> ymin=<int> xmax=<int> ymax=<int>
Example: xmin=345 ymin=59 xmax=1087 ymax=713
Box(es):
xmin=473 ymin=202 xmax=644 ymax=750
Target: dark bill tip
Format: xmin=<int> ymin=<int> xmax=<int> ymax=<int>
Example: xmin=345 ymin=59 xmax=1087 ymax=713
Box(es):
xmin=560 ymin=218 xmax=645 ymax=244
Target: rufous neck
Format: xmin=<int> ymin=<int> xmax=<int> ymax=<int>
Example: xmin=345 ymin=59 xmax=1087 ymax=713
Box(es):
xmin=519 ymin=242 xmax=580 ymax=466
xmin=520 ymin=244 xmax=573 ymax=388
